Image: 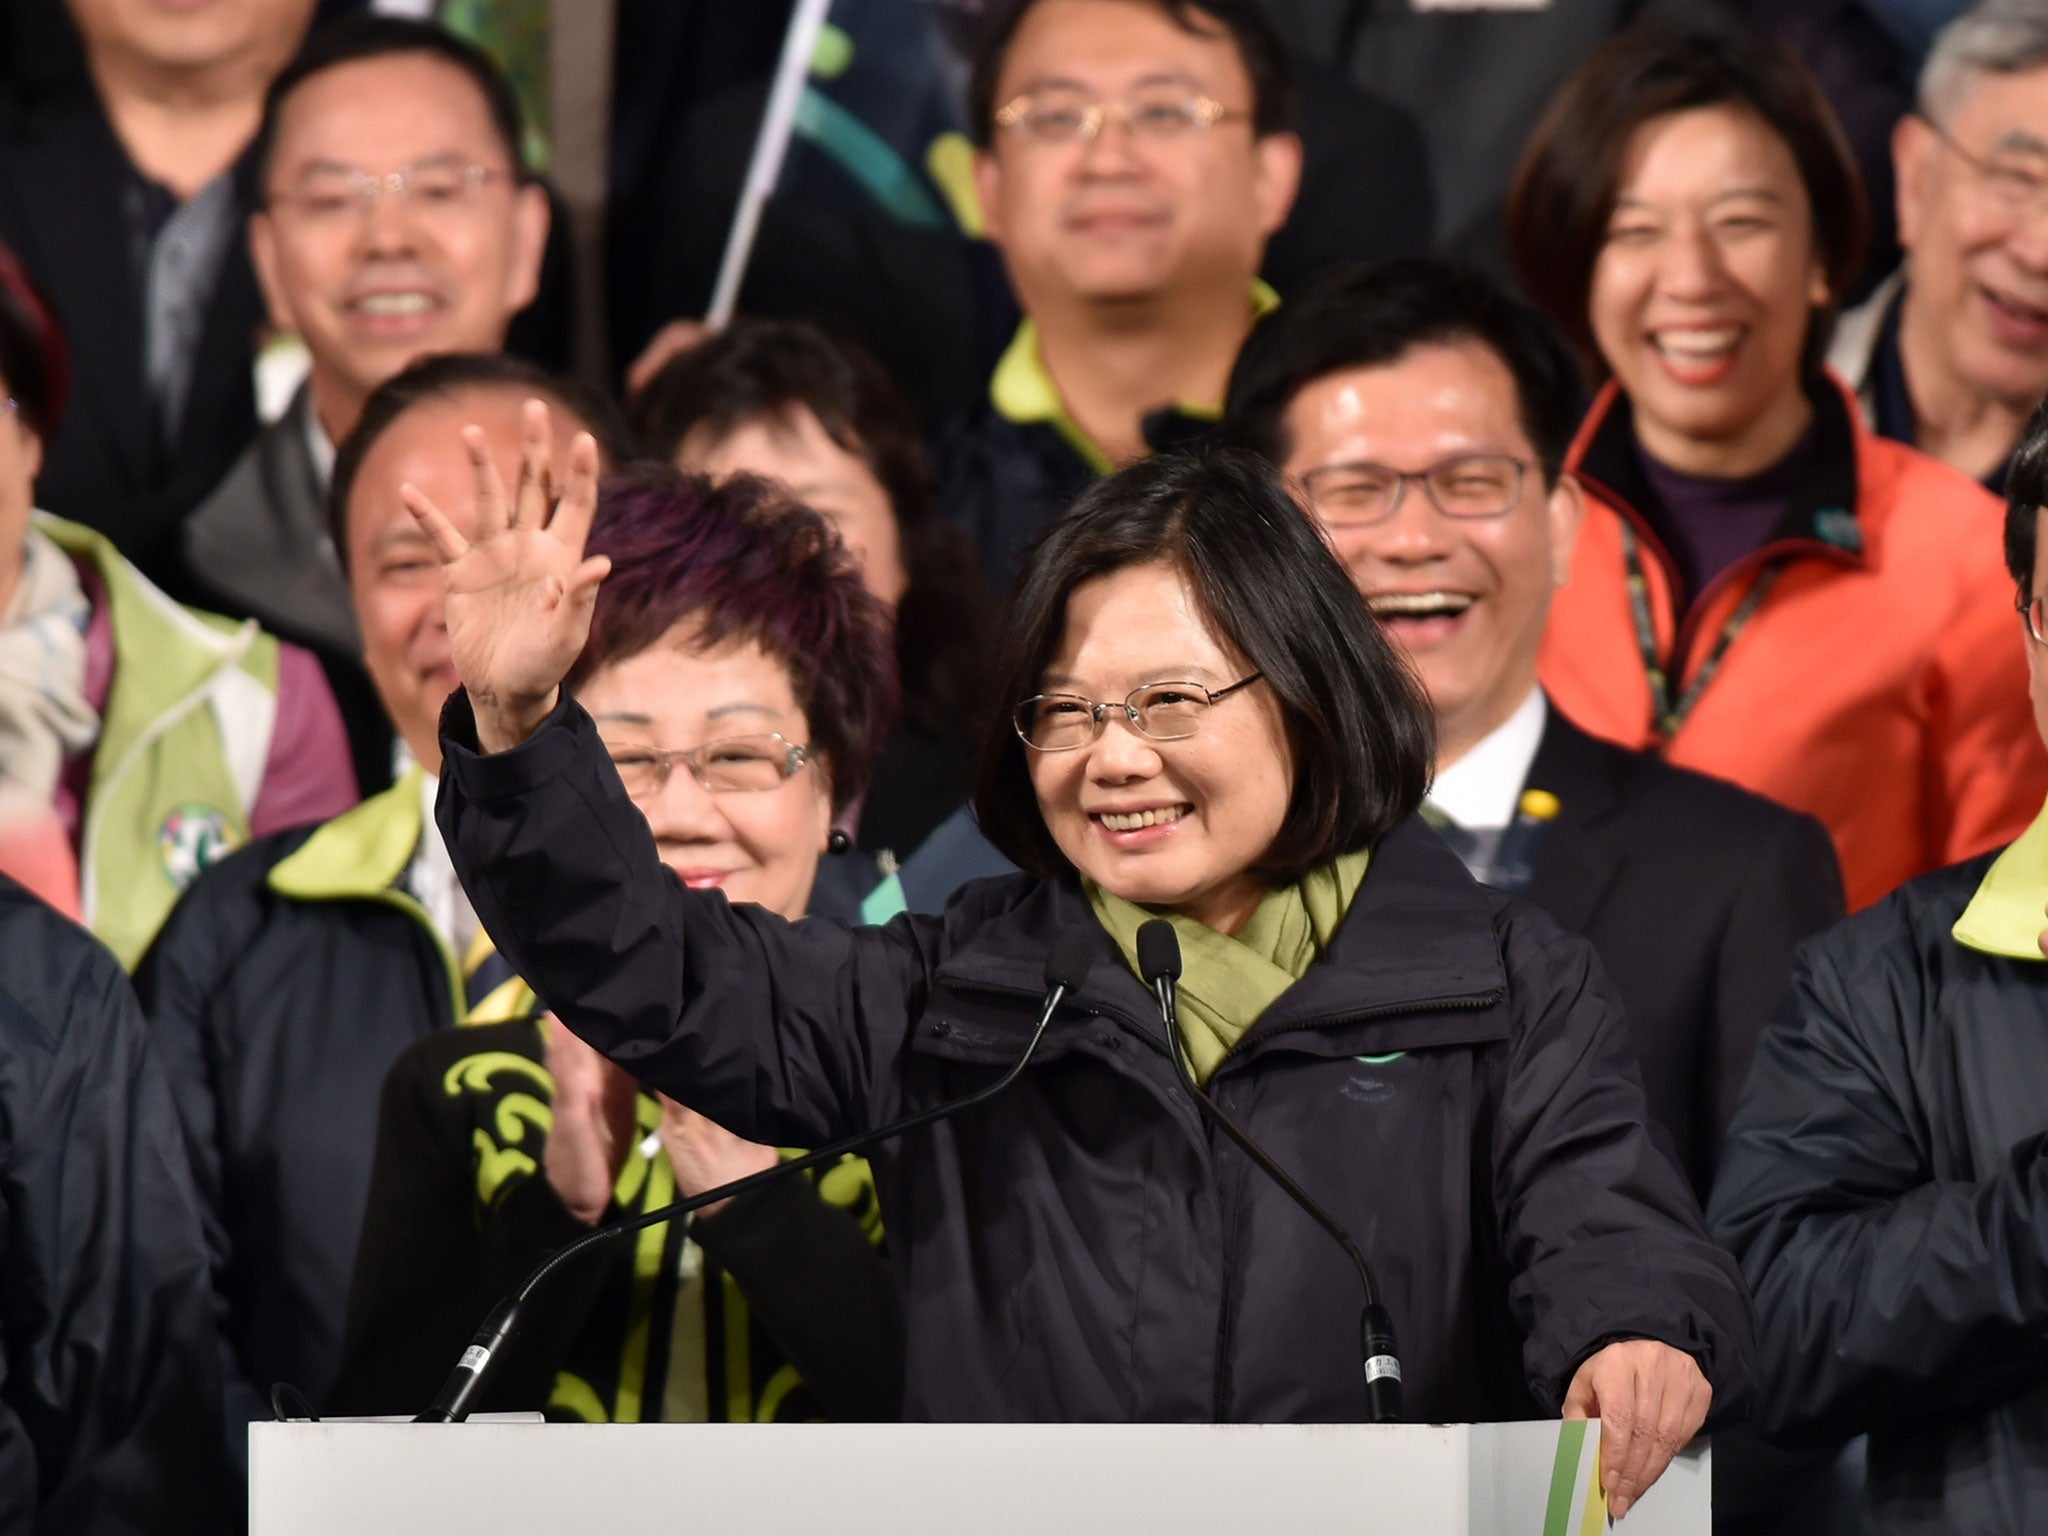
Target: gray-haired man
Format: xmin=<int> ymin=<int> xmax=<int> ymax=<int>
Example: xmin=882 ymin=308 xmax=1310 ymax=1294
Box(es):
xmin=1832 ymin=0 xmax=2048 ymax=493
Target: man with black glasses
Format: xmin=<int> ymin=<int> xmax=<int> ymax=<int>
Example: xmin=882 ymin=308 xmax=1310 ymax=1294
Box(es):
xmin=1226 ymin=258 xmax=1844 ymax=1200
xmin=942 ymin=0 xmax=1301 ymax=588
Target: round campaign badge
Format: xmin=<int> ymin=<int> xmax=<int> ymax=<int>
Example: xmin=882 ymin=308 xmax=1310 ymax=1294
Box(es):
xmin=158 ymin=804 xmax=244 ymax=888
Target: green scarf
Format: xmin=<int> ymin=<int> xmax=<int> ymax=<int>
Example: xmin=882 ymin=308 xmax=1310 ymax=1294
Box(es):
xmin=1086 ymin=849 xmax=1372 ymax=1084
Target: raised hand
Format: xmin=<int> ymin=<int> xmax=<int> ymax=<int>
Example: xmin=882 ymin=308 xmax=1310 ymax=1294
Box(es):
xmin=1561 ymin=1338 xmax=1712 ymax=1520
xmin=402 ymin=398 xmax=611 ymax=753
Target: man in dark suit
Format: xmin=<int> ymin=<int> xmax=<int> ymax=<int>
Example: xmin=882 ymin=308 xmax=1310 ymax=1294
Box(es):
xmin=0 ymin=0 xmax=316 ymax=585
xmin=1226 ymin=257 xmax=1846 ymax=1194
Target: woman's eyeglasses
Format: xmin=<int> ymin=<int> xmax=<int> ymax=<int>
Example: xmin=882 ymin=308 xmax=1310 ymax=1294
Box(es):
xmin=604 ymin=734 xmax=812 ymax=797
xmin=1012 ymin=674 xmax=1264 ymax=753
xmin=2018 ymin=591 xmax=2048 ymax=646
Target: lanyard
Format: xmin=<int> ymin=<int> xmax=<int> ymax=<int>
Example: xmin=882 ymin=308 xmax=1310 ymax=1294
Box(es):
xmin=1621 ymin=523 xmax=1781 ymax=741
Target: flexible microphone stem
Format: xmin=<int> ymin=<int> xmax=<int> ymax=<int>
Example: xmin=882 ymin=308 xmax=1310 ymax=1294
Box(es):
xmin=416 ymin=928 xmax=1097 ymax=1423
xmin=1138 ymin=921 xmax=1402 ymax=1423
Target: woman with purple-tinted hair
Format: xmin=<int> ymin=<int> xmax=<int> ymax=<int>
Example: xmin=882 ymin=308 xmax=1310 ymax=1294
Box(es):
xmin=331 ymin=464 xmax=908 ymax=1423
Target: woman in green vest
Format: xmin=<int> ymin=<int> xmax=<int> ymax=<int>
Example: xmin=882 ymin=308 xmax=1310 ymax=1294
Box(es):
xmin=0 ymin=242 xmax=356 ymax=966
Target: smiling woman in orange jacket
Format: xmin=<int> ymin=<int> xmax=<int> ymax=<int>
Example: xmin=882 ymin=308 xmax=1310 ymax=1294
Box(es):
xmin=1509 ymin=13 xmax=2046 ymax=910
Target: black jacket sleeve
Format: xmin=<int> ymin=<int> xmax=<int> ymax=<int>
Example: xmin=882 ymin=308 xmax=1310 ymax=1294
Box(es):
xmin=1706 ymin=810 xmax=1844 ymax=1144
xmin=438 ymin=691 xmax=936 ymax=1148
xmin=692 ymin=1161 xmax=905 ymax=1422
xmin=1493 ymin=901 xmax=1757 ymax=1421
xmin=0 ymin=891 xmax=236 ymax=1535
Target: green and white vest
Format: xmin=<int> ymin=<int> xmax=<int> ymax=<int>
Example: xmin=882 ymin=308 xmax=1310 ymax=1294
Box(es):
xmin=40 ymin=514 xmax=284 ymax=969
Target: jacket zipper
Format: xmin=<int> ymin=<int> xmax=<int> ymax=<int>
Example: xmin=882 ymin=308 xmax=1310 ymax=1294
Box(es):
xmin=1206 ymin=987 xmax=1503 ymax=1422
xmin=1210 ymin=987 xmax=1505 ymax=1076
xmin=1584 ymin=473 xmax=1859 ymax=719
xmin=1666 ymin=536 xmax=1857 ymax=688
xmin=939 ymin=970 xmax=1510 ymax=1422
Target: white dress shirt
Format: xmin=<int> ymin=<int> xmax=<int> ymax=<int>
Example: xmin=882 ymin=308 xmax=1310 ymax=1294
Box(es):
xmin=1426 ymin=687 xmax=1548 ymax=832
xmin=405 ymin=764 xmax=481 ymax=959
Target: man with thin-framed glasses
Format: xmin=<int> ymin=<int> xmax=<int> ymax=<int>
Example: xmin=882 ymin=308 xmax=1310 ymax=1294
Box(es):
xmin=180 ymin=17 xmax=549 ymax=684
xmin=941 ymin=0 xmax=1302 ymax=590
xmin=1832 ymin=0 xmax=2048 ymax=493
xmin=1226 ymin=257 xmax=1844 ymax=1205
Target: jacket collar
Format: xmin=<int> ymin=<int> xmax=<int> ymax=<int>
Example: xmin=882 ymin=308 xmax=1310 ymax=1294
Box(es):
xmin=1523 ymin=706 xmax=1624 ymax=830
xmin=934 ymin=816 xmax=1507 ymax=1034
xmin=1953 ymin=793 xmax=2048 ymax=962
xmin=1826 ymin=268 xmax=1903 ymax=399
xmin=1570 ymin=377 xmax=1869 ymax=569
xmin=268 ymin=765 xmax=428 ymax=902
xmin=989 ymin=281 xmax=1280 ymax=474
xmin=35 ymin=512 xmax=269 ymax=766
xmin=1520 ymin=709 xmax=1627 ymax=935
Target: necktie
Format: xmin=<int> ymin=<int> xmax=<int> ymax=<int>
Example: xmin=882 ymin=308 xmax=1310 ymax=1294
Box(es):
xmin=1420 ymin=802 xmax=1502 ymax=886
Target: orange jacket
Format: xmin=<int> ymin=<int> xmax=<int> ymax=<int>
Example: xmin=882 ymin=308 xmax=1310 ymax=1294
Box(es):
xmin=1540 ymin=380 xmax=2048 ymax=911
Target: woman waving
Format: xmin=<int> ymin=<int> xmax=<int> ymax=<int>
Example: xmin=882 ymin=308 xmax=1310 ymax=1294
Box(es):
xmin=413 ymin=418 xmax=1750 ymax=1520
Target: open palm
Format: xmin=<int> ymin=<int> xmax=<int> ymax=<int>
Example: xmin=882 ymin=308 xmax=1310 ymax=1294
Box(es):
xmin=404 ymin=399 xmax=611 ymax=750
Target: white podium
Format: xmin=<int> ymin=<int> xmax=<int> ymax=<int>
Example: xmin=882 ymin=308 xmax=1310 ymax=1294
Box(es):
xmin=251 ymin=1420 xmax=1708 ymax=1533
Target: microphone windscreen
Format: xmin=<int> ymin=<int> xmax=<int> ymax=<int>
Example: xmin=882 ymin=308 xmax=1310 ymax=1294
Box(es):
xmin=1136 ymin=919 xmax=1182 ymax=984
xmin=1044 ymin=927 xmax=1097 ymax=993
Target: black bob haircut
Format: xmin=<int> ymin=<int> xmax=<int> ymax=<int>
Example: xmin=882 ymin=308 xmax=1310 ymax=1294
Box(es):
xmin=630 ymin=317 xmax=993 ymax=750
xmin=1225 ymin=257 xmax=1588 ymax=483
xmin=631 ymin=318 xmax=937 ymax=550
xmin=253 ymin=15 xmax=531 ymax=192
xmin=2005 ymin=393 xmax=2048 ymax=594
xmin=971 ymin=447 xmax=1434 ymax=885
xmin=966 ymin=0 xmax=1298 ymax=146
xmin=327 ymin=352 xmax=637 ymax=574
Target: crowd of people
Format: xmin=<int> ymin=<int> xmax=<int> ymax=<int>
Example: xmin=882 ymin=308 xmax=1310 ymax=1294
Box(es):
xmin=3 ymin=1 xmax=2048 ymax=1533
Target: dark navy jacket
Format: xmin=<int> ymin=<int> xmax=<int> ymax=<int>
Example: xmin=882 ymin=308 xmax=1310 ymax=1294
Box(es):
xmin=0 ymin=877 xmax=234 ymax=1533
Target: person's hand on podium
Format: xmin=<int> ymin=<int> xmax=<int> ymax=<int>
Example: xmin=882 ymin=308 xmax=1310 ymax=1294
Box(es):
xmin=1561 ymin=1338 xmax=1711 ymax=1520
xmin=402 ymin=399 xmax=610 ymax=754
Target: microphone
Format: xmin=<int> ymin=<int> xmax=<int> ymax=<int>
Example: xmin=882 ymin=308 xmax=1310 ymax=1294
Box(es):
xmin=1135 ymin=919 xmax=1403 ymax=1424
xmin=416 ymin=925 xmax=1100 ymax=1423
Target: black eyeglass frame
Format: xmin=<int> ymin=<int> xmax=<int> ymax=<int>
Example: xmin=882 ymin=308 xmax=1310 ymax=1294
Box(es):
xmin=2017 ymin=589 xmax=2048 ymax=645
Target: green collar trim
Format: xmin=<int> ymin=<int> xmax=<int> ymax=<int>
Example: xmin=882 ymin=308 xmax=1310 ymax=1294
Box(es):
xmin=860 ymin=871 xmax=907 ymax=925
xmin=269 ymin=766 xmax=428 ymax=902
xmin=988 ymin=280 xmax=1281 ymax=472
xmin=1953 ymin=795 xmax=2048 ymax=962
